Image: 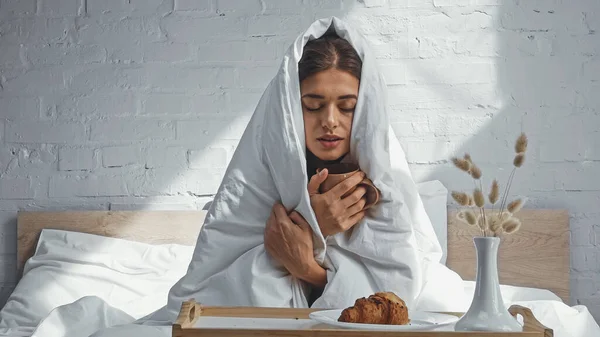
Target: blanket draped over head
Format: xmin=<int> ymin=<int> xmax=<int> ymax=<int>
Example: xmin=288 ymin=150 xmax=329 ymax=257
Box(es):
xmin=150 ymin=16 xmax=446 ymax=323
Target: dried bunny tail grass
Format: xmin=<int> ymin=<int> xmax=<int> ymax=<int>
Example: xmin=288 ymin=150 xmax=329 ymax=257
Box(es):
xmin=473 ymin=189 xmax=485 ymax=208
xmin=451 ymin=191 xmax=470 ymax=206
xmin=456 ymin=210 xmax=469 ymax=225
xmin=488 ymin=214 xmax=503 ymax=236
xmin=513 ymin=153 xmax=525 ymax=168
xmin=488 ymin=179 xmax=499 ymax=204
xmin=452 ymin=157 xmax=471 ymax=172
xmin=515 ymin=133 xmax=528 ymax=153
xmin=463 ymin=153 xmax=473 ymax=164
xmin=507 ymin=198 xmax=526 ymax=214
xmin=502 ymin=217 xmax=522 ymax=234
xmin=470 ymin=165 xmax=482 ymax=179
xmin=498 ymin=210 xmax=512 ymax=221
xmin=464 ymin=209 xmax=478 ymax=226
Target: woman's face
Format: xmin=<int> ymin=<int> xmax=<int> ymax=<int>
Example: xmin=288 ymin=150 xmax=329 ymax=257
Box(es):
xmin=300 ymin=68 xmax=359 ymax=161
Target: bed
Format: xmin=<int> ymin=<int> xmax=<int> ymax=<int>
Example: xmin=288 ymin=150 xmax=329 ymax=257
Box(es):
xmin=0 ymin=182 xmax=596 ymax=337
xmin=15 ymin=208 xmax=570 ymax=301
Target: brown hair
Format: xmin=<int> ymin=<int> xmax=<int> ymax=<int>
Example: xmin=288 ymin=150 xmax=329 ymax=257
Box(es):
xmin=298 ymin=30 xmax=362 ymax=83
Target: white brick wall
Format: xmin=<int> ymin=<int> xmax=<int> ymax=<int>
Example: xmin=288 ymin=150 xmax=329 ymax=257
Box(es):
xmin=1 ymin=0 xmax=599 ymax=321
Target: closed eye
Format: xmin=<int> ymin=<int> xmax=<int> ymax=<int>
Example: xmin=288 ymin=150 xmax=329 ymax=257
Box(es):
xmin=304 ymin=105 xmax=322 ymax=111
xmin=303 ymin=105 xmax=355 ymax=113
xmin=339 ymin=101 xmax=356 ymax=113
xmin=303 ymin=105 xmax=354 ymax=113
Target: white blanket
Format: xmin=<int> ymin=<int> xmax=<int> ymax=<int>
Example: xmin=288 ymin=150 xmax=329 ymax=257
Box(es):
xmin=3 ymin=16 xmax=598 ymax=337
xmin=149 ymin=15 xmax=446 ymax=320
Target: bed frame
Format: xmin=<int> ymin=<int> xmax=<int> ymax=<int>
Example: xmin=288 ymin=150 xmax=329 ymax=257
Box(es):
xmin=16 ymin=208 xmax=570 ymax=303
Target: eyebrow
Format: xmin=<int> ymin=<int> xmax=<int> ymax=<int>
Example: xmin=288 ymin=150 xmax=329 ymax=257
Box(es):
xmin=301 ymin=94 xmax=358 ymax=100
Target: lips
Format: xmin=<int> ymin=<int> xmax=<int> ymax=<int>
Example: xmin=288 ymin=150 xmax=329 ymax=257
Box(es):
xmin=317 ymin=135 xmax=344 ymax=149
xmin=317 ymin=135 xmax=343 ymax=141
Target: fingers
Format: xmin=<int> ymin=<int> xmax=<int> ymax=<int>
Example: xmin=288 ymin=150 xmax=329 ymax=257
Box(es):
xmin=272 ymin=202 xmax=288 ymax=221
xmin=307 ymin=169 xmax=328 ymax=195
xmin=341 ymin=185 xmax=367 ymax=208
xmin=347 ymin=196 xmax=367 ymax=216
xmin=344 ymin=210 xmax=366 ymax=230
xmin=266 ymin=206 xmax=281 ymax=231
xmin=328 ymin=171 xmax=366 ymax=199
xmin=289 ymin=211 xmax=311 ymax=231
xmin=272 ymin=203 xmax=311 ymax=229
xmin=264 ymin=210 xmax=277 ymax=254
xmin=288 ymin=211 xmax=304 ymax=224
xmin=272 ymin=204 xmax=307 ymax=236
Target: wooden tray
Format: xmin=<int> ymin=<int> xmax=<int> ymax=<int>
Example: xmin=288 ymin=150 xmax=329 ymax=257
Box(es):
xmin=172 ymin=299 xmax=553 ymax=337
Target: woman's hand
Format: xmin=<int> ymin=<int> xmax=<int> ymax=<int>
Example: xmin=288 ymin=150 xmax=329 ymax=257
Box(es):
xmin=307 ymin=169 xmax=368 ymax=237
xmin=264 ymin=203 xmax=327 ymax=288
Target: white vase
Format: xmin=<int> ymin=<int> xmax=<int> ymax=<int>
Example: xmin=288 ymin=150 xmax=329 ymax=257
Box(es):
xmin=454 ymin=236 xmax=523 ymax=332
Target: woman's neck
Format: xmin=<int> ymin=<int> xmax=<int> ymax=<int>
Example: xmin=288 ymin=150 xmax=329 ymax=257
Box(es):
xmin=305 ymin=149 xmax=346 ymax=178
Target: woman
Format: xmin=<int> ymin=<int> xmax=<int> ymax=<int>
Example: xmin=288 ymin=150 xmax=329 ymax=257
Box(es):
xmin=153 ymin=16 xmax=443 ymax=314
xmin=262 ymin=29 xmax=371 ymax=306
xmin=89 ymin=17 xmax=445 ymax=337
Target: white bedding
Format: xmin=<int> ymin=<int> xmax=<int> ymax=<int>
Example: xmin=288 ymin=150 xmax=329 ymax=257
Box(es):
xmin=0 ymin=229 xmax=194 ymax=337
xmin=2 ymin=273 xmax=598 ymax=337
xmin=0 ymin=230 xmax=597 ymax=337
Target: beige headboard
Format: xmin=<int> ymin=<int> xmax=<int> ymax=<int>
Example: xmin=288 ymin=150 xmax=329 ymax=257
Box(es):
xmin=16 ymin=208 xmax=570 ymax=302
xmin=16 ymin=210 xmax=206 ymax=278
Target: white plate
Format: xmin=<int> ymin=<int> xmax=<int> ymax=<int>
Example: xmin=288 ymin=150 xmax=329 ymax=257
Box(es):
xmin=308 ymin=309 xmax=458 ymax=331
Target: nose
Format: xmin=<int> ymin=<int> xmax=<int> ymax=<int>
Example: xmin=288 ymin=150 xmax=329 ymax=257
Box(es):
xmin=321 ymin=104 xmax=338 ymax=131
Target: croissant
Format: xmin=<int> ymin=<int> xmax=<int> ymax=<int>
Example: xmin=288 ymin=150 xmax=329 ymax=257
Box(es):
xmin=338 ymin=292 xmax=410 ymax=325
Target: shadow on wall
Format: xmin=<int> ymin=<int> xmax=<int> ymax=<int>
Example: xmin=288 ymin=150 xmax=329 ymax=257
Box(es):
xmin=412 ymin=0 xmax=599 ymax=315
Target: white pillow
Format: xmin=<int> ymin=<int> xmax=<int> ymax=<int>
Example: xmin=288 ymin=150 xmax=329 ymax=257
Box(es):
xmin=0 ymin=229 xmax=194 ymax=331
xmin=416 ymin=180 xmax=449 ymax=264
